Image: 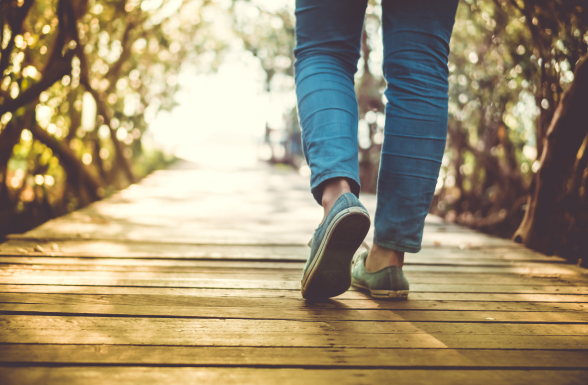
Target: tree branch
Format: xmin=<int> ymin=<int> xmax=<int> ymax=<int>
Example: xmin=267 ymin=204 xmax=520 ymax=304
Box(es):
xmin=28 ymin=123 xmax=104 ymax=199
xmin=63 ymin=0 xmax=136 ymax=184
xmin=0 ymin=121 xmax=23 ymax=175
xmin=0 ymin=49 xmax=75 ymax=116
xmin=105 ymin=15 xmax=146 ymax=82
xmin=0 ymin=0 xmax=35 ymax=77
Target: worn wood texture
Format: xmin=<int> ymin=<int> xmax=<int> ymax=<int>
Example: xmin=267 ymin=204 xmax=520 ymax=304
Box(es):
xmin=1 ymin=159 xmax=587 ymax=384
xmin=2 ymin=368 xmax=588 ymax=385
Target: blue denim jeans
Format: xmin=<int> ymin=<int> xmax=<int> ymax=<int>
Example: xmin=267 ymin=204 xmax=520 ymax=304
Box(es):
xmin=294 ymin=0 xmax=458 ymax=253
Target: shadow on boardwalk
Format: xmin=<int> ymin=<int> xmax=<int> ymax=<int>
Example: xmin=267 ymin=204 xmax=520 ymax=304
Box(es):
xmin=1 ymin=146 xmax=587 ymax=384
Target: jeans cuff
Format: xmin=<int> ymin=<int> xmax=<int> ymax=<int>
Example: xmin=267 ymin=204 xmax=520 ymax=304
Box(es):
xmin=373 ymin=238 xmax=421 ymax=253
xmin=311 ymin=171 xmax=360 ymax=205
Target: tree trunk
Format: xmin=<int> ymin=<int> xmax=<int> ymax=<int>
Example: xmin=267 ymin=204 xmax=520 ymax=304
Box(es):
xmin=513 ymin=53 xmax=588 ymax=253
xmin=0 ymin=121 xmax=23 ymax=209
xmin=28 ymin=124 xmax=104 ymax=200
xmin=80 ymin=77 xmax=137 ymax=186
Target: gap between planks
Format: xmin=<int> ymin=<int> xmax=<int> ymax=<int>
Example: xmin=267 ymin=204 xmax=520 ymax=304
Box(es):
xmin=1 ymin=293 xmax=586 ymax=311
xmin=1 ymin=303 xmax=587 ymax=323
xmin=1 ymin=285 xmax=588 ymax=302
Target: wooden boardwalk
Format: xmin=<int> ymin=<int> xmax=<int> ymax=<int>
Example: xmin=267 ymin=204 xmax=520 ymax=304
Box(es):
xmin=1 ymin=156 xmax=588 ymax=384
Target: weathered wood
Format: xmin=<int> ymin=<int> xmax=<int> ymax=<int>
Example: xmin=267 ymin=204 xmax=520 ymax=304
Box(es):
xmin=4 ymin=315 xmax=586 ymax=336
xmin=2 ymin=303 xmax=587 ymax=323
xmin=0 ymin=293 xmax=586 ymax=311
xmin=0 ymin=253 xmax=567 ymax=266
xmin=0 ymin=239 xmax=560 ymax=262
xmin=11 ymin=215 xmax=517 ymax=248
xmin=2 ymin=265 xmax=585 ymax=286
xmin=2 ymin=345 xmax=588 ymax=368
xmin=2 ymin=284 xmax=587 ymax=302
xmin=8 ymin=228 xmax=520 ymax=247
xmin=3 ymin=316 xmax=588 ymax=350
xmin=1 ymin=250 xmax=583 ymax=275
xmin=0 ymin=262 xmax=584 ymax=274
xmin=2 ymin=153 xmax=587 ymax=382
xmin=2 ymin=368 xmax=588 ymax=385
xmin=1 ymin=273 xmax=587 ymax=293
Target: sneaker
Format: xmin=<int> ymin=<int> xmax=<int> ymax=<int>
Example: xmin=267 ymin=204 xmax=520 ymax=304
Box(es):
xmin=351 ymin=250 xmax=409 ymax=300
xmin=301 ymin=193 xmax=370 ymax=300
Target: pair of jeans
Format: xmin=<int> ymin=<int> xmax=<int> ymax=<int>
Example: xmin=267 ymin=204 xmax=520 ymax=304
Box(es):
xmin=294 ymin=0 xmax=459 ymax=253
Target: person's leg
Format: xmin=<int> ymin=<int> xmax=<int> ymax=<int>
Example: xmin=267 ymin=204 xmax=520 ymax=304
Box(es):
xmin=295 ymin=0 xmax=372 ymax=299
xmin=294 ymin=0 xmax=368 ymax=211
xmin=366 ymin=0 xmax=459 ymax=271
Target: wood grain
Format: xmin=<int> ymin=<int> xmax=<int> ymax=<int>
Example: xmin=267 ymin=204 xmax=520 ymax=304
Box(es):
xmin=1 ymin=345 xmax=587 ymax=368
xmin=0 ymin=293 xmax=586 ymax=311
xmin=2 ymin=159 xmax=587 ymax=384
xmin=2 ymin=284 xmax=587 ymax=302
xmin=1 ymin=367 xmax=587 ymax=385
xmin=3 ymin=316 xmax=588 ymax=349
xmin=2 ymin=303 xmax=587 ymax=323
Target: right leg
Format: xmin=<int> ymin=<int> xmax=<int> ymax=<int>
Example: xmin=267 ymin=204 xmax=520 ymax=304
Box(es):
xmin=294 ymin=0 xmax=368 ymax=206
xmin=295 ymin=0 xmax=371 ymax=299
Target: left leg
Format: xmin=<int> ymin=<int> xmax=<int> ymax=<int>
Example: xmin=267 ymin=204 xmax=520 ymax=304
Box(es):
xmin=371 ymin=0 xmax=459 ymax=263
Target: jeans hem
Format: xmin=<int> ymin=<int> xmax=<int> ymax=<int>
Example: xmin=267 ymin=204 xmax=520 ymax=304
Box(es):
xmin=311 ymin=171 xmax=360 ymax=205
xmin=373 ymin=238 xmax=421 ymax=253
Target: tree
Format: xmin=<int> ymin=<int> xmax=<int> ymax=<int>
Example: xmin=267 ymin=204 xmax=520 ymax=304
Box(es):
xmin=508 ymin=1 xmax=588 ymax=263
xmin=0 ymin=0 xmax=222 ymax=237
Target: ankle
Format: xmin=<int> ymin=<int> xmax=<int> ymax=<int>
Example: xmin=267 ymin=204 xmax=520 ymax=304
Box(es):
xmin=365 ymin=244 xmax=404 ymax=272
xmin=321 ymin=178 xmax=351 ymax=220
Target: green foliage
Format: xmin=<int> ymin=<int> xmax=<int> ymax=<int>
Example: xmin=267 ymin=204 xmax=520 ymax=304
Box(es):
xmin=2 ymin=0 xmax=587 ymax=251
xmin=0 ymin=0 xmax=225 ymax=236
xmin=435 ymin=0 xmax=587 ymax=236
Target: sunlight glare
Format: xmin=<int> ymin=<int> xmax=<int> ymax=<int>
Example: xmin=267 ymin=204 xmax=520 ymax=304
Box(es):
xmin=150 ymin=51 xmax=274 ymax=168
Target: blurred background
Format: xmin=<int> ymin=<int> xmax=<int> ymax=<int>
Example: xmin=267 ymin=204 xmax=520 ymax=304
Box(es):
xmin=0 ymin=0 xmax=587 ymax=264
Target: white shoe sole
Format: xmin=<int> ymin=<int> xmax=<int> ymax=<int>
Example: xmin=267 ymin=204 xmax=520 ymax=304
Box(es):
xmin=351 ymin=279 xmax=409 ymax=300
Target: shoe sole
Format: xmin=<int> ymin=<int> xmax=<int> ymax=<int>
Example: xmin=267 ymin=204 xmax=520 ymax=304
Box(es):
xmin=301 ymin=207 xmax=370 ymax=300
xmin=351 ymin=279 xmax=409 ymax=300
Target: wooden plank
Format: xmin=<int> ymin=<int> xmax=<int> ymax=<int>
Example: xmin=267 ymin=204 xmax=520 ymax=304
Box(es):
xmin=0 ymin=256 xmax=569 ymax=267
xmin=2 ymin=344 xmax=588 ymax=368
xmin=0 ymin=260 xmax=576 ymax=275
xmin=2 ymin=367 xmax=587 ymax=385
xmin=2 ymin=266 xmax=585 ymax=286
xmin=5 ymin=315 xmax=585 ymax=336
xmin=0 ymin=256 xmax=309 ymax=267
xmin=2 ymin=258 xmax=583 ymax=280
xmin=0 ymin=257 xmax=588 ymax=272
xmin=2 ymin=303 xmax=587 ymax=323
xmin=0 ymin=262 xmax=584 ymax=275
xmin=10 ymin=219 xmax=518 ymax=248
xmin=2 ymin=316 xmax=588 ymax=349
xmin=7 ymin=229 xmax=522 ymax=248
xmin=0 ymin=240 xmax=563 ymax=262
xmin=2 ymin=255 xmax=584 ymax=276
xmin=2 ymin=284 xmax=587 ymax=302
xmin=0 ymin=241 xmax=311 ymax=261
xmin=1 ymin=273 xmax=587 ymax=293
xmin=1 ymin=293 xmax=586 ymax=311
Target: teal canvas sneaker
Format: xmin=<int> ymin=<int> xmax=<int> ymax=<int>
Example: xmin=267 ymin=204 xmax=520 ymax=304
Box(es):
xmin=301 ymin=193 xmax=370 ymax=300
xmin=351 ymin=251 xmax=409 ymax=300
